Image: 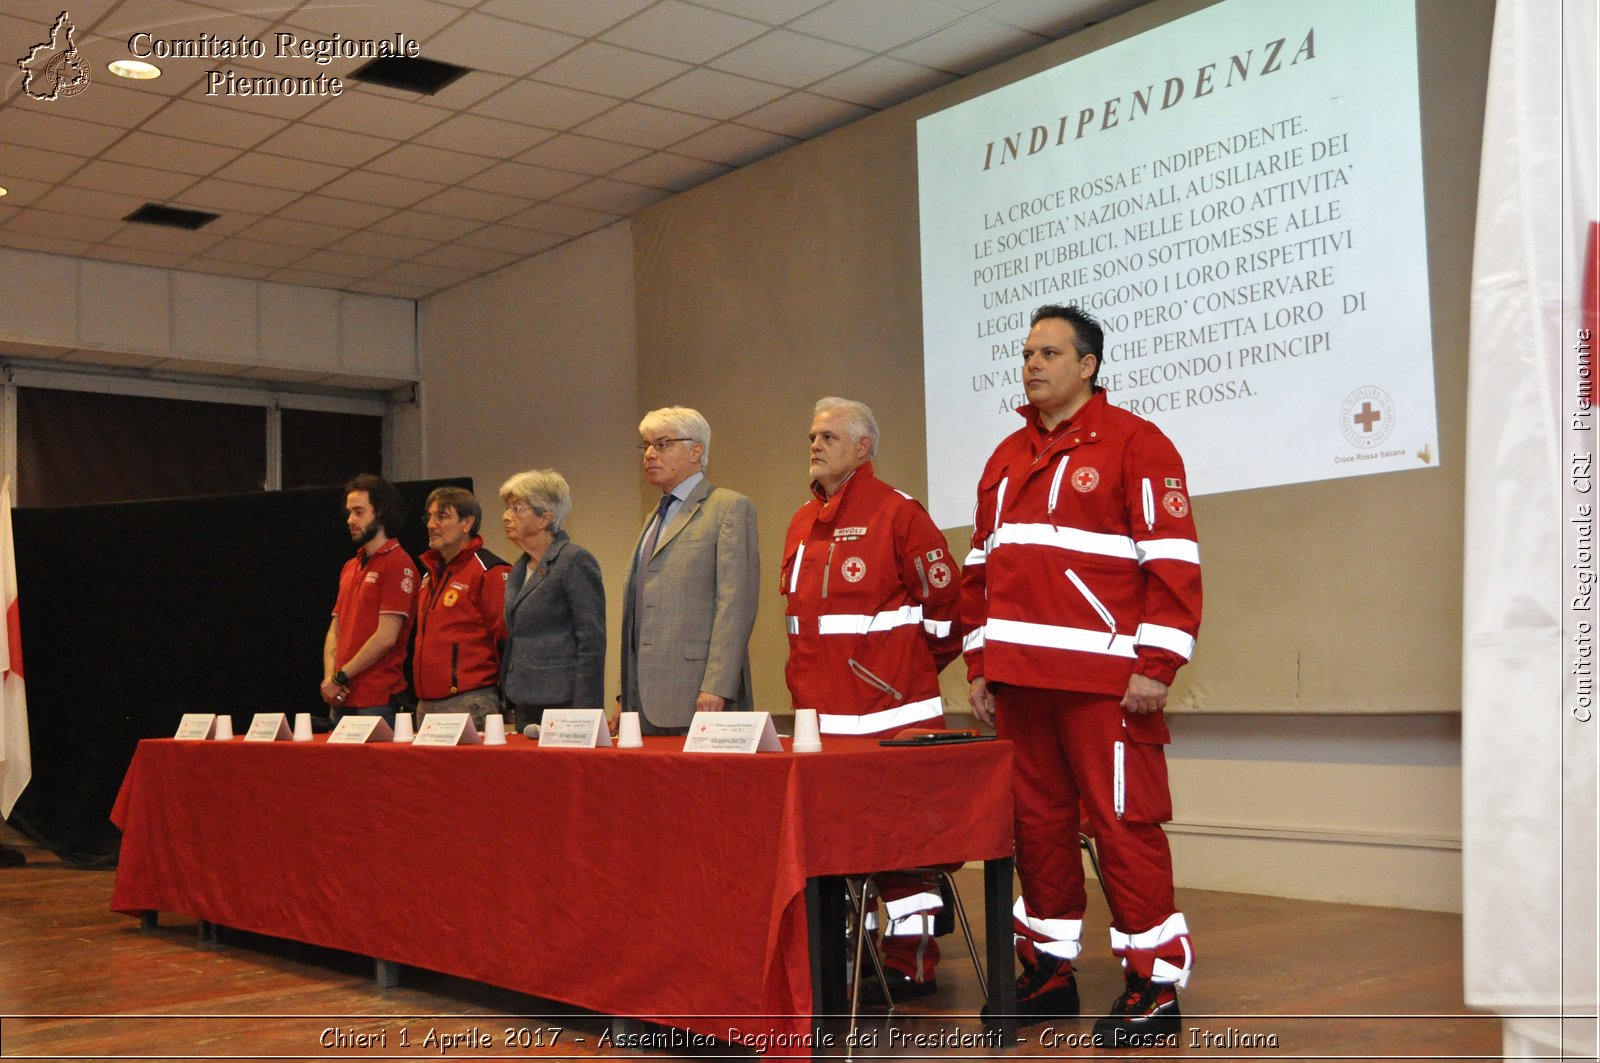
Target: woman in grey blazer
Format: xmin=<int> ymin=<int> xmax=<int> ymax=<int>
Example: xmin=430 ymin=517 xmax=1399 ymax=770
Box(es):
xmin=498 ymin=469 xmax=606 ymax=727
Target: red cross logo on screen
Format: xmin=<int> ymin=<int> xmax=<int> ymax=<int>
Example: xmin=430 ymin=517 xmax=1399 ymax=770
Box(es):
xmin=1352 ymin=402 xmax=1383 ymax=433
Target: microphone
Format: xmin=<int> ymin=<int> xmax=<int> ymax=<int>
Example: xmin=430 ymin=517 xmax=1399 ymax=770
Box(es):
xmin=522 ymin=723 xmax=541 ymax=739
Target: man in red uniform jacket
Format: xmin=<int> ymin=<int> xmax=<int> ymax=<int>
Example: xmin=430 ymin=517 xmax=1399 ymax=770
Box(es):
xmin=413 ymin=486 xmax=509 ymax=729
xmin=781 ymin=396 xmax=961 ymax=1000
xmin=322 ymin=474 xmax=419 ymax=729
xmin=964 ymin=306 xmax=1202 ymax=1048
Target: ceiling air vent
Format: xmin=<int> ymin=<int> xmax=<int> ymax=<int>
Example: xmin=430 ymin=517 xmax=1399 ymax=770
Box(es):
xmin=349 ymin=56 xmax=470 ymax=95
xmin=124 ymin=204 xmax=219 ymax=230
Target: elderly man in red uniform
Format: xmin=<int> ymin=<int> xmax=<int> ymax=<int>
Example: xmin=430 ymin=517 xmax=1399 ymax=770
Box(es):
xmin=781 ymin=396 xmax=961 ymax=1001
xmin=321 ymin=474 xmax=418 ymax=728
xmin=413 ymin=486 xmax=509 ymax=729
xmin=964 ymin=305 xmax=1202 ymax=1049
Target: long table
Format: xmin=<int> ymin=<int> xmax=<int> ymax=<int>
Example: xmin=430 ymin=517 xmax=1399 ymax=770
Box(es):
xmin=110 ymin=734 xmax=1015 ymax=1047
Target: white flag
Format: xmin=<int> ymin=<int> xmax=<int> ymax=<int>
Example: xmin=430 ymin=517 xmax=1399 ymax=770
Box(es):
xmin=0 ymin=474 xmax=31 ymax=818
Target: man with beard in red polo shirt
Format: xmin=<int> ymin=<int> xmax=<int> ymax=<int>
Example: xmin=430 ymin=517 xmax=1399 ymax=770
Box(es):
xmin=321 ymin=474 xmax=418 ymax=728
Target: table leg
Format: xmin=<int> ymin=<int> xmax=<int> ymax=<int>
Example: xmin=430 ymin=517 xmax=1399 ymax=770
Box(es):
xmin=983 ymin=857 xmax=1017 ymax=1046
xmin=374 ymin=959 xmax=399 ymax=988
xmin=197 ymin=920 xmax=220 ymax=949
xmin=806 ymin=875 xmax=848 ymax=1018
xmin=138 ymin=911 xmax=158 ymax=930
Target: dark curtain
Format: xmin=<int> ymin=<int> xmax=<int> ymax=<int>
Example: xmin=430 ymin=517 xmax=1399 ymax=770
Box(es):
xmin=5 ymin=478 xmax=469 ymax=866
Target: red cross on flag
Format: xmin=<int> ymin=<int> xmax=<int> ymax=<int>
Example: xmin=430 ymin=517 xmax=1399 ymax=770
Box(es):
xmin=0 ymin=475 xmax=30 ymax=818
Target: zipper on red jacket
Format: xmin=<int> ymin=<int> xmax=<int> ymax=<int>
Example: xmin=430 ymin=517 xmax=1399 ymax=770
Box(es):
xmin=1046 ymin=454 xmax=1070 ymax=522
xmin=450 ymin=643 xmax=459 ymax=695
xmin=1065 ymin=568 xmax=1117 ymax=648
xmin=821 ymin=542 xmax=836 ymax=598
xmin=913 ymin=555 xmax=929 ymax=598
xmin=848 ymin=658 xmax=904 ymax=701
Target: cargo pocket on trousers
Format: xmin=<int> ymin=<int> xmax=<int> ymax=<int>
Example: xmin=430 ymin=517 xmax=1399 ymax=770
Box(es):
xmin=1115 ymin=709 xmax=1173 ymax=824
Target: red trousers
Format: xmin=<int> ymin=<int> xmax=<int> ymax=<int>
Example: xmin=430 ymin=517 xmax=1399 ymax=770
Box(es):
xmin=993 ymin=684 xmax=1193 ymax=986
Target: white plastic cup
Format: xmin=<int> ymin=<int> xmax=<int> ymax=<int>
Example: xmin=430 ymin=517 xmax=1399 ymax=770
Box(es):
xmin=791 ymin=708 xmax=823 ymax=753
xmin=392 ymin=711 xmax=415 ymax=743
xmin=616 ymin=711 xmax=643 ymax=748
xmin=213 ymin=715 xmax=234 ymax=741
xmin=482 ymin=713 xmax=507 ymax=745
xmin=293 ymin=712 xmax=313 ymax=742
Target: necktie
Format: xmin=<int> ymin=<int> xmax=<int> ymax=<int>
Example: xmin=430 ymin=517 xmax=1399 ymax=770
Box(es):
xmin=632 ymin=493 xmax=675 ymax=649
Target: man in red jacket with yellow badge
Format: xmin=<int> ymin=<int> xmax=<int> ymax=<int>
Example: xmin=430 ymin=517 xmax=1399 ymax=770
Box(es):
xmin=781 ymin=396 xmax=961 ymax=1000
xmin=413 ymin=486 xmax=509 ymax=728
xmin=964 ymin=306 xmax=1202 ymax=1049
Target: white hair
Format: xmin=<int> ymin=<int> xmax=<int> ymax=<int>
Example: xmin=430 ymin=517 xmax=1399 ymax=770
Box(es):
xmin=813 ymin=396 xmax=879 ymax=460
xmin=639 ymin=405 xmax=710 ymax=469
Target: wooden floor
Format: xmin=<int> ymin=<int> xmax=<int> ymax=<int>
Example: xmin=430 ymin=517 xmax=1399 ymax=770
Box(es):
xmin=0 ymin=840 xmax=1501 ymax=1062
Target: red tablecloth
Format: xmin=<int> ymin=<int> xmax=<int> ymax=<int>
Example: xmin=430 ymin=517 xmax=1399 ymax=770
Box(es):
xmin=110 ymin=734 xmax=1013 ymax=1044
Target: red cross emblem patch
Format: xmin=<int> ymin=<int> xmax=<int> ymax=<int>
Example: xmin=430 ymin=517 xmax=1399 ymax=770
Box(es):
xmin=1072 ymin=467 xmax=1100 ymax=493
xmin=841 ymin=556 xmax=867 ymax=582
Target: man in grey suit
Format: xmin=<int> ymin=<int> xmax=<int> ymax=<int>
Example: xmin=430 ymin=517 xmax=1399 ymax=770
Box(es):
xmin=622 ymin=406 xmax=760 ymax=735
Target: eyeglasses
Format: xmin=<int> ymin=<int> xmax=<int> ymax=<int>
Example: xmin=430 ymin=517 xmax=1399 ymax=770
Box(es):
xmin=503 ymin=501 xmax=536 ymax=516
xmin=636 ymin=437 xmax=693 ymax=453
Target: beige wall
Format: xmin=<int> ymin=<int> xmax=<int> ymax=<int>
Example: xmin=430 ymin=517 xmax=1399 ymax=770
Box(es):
xmin=418 ymin=222 xmax=639 ymax=701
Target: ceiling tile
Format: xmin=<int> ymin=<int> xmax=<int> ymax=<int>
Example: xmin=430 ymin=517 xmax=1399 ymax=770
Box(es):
xmin=330 ymin=230 xmax=438 ymax=260
xmin=668 ymin=123 xmax=801 ymax=166
xmin=278 ymin=194 xmax=396 ymax=227
xmin=0 ymin=145 xmax=87 ymax=184
xmin=294 ymin=248 xmax=396 ymax=278
xmin=515 ymin=134 xmax=650 ymax=176
xmin=183 ymin=259 xmax=281 ymax=280
xmin=554 ymin=178 xmax=670 ymax=213
xmin=365 ymin=143 xmax=498 ymax=185
xmin=198 ymin=238 xmax=313 ymax=267
xmin=502 ymin=202 xmax=619 ymax=237
xmin=414 ymin=113 xmax=555 ymax=158
xmin=370 ymin=211 xmax=485 ymax=241
xmin=425 ymin=13 xmax=584 ymax=77
xmin=890 ymin=14 xmax=1048 ymax=74
xmin=0 ymin=232 xmax=98 ymax=257
xmin=346 ymin=278 xmax=432 ymax=299
xmin=93 ymin=246 xmax=191 ymax=270
xmin=140 ymin=100 xmax=289 ymax=149
xmin=409 ymin=70 xmax=517 ymax=112
xmin=789 ymin=0 xmax=964 ymax=52
xmin=40 ymin=80 xmax=171 ymax=129
xmin=601 ymin=1 xmax=770 ymax=64
xmin=979 ymin=0 xmax=1146 ymax=36
xmin=317 ymin=170 xmax=446 ymax=208
xmin=689 ymin=0 xmax=832 ymax=20
xmin=572 ymin=102 xmax=715 ymax=150
xmin=410 ymin=186 xmax=526 ymax=222
xmin=736 ymin=90 xmax=870 ymax=137
xmin=256 ymin=124 xmax=398 ymax=168
xmin=0 ymin=108 xmax=127 ymax=158
xmin=3 ymin=208 xmax=123 ymax=243
xmin=102 ymin=131 xmax=241 ymax=175
xmin=456 ymin=225 xmax=567 ymax=256
xmin=102 ymin=224 xmax=222 ymax=256
xmin=533 ymin=42 xmax=689 ymax=98
xmin=236 ymin=216 xmax=349 ymax=249
xmin=480 ymin=0 xmax=654 ymax=37
xmin=639 ymin=68 xmax=791 ymax=120
xmin=462 ymin=161 xmax=589 ymax=199
xmin=412 ymin=243 xmax=523 ymax=273
xmin=707 ymin=29 xmax=873 ymax=88
xmin=808 ymin=55 xmax=955 ymax=108
xmin=369 ymin=261 xmax=476 ymax=290
xmin=474 ymin=80 xmax=620 ymax=129
xmin=608 ymin=152 xmax=733 ymax=192
xmin=0 ymin=176 xmax=51 ymax=208
xmin=32 ymin=185 xmax=149 ymax=221
xmin=302 ymin=89 xmax=451 ymax=139
xmin=175 ymin=177 xmax=303 ymax=213
xmin=215 ymin=151 xmax=345 ymax=192
xmin=267 ymin=267 xmax=355 ymax=289
xmin=287 ymin=0 xmax=464 ymax=42
xmin=71 ymin=160 xmax=197 ymax=200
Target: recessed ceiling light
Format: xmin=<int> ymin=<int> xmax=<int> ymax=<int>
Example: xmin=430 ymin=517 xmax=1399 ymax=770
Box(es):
xmin=109 ymin=59 xmax=161 ymax=80
xmin=0 ymin=187 xmax=8 ymax=197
